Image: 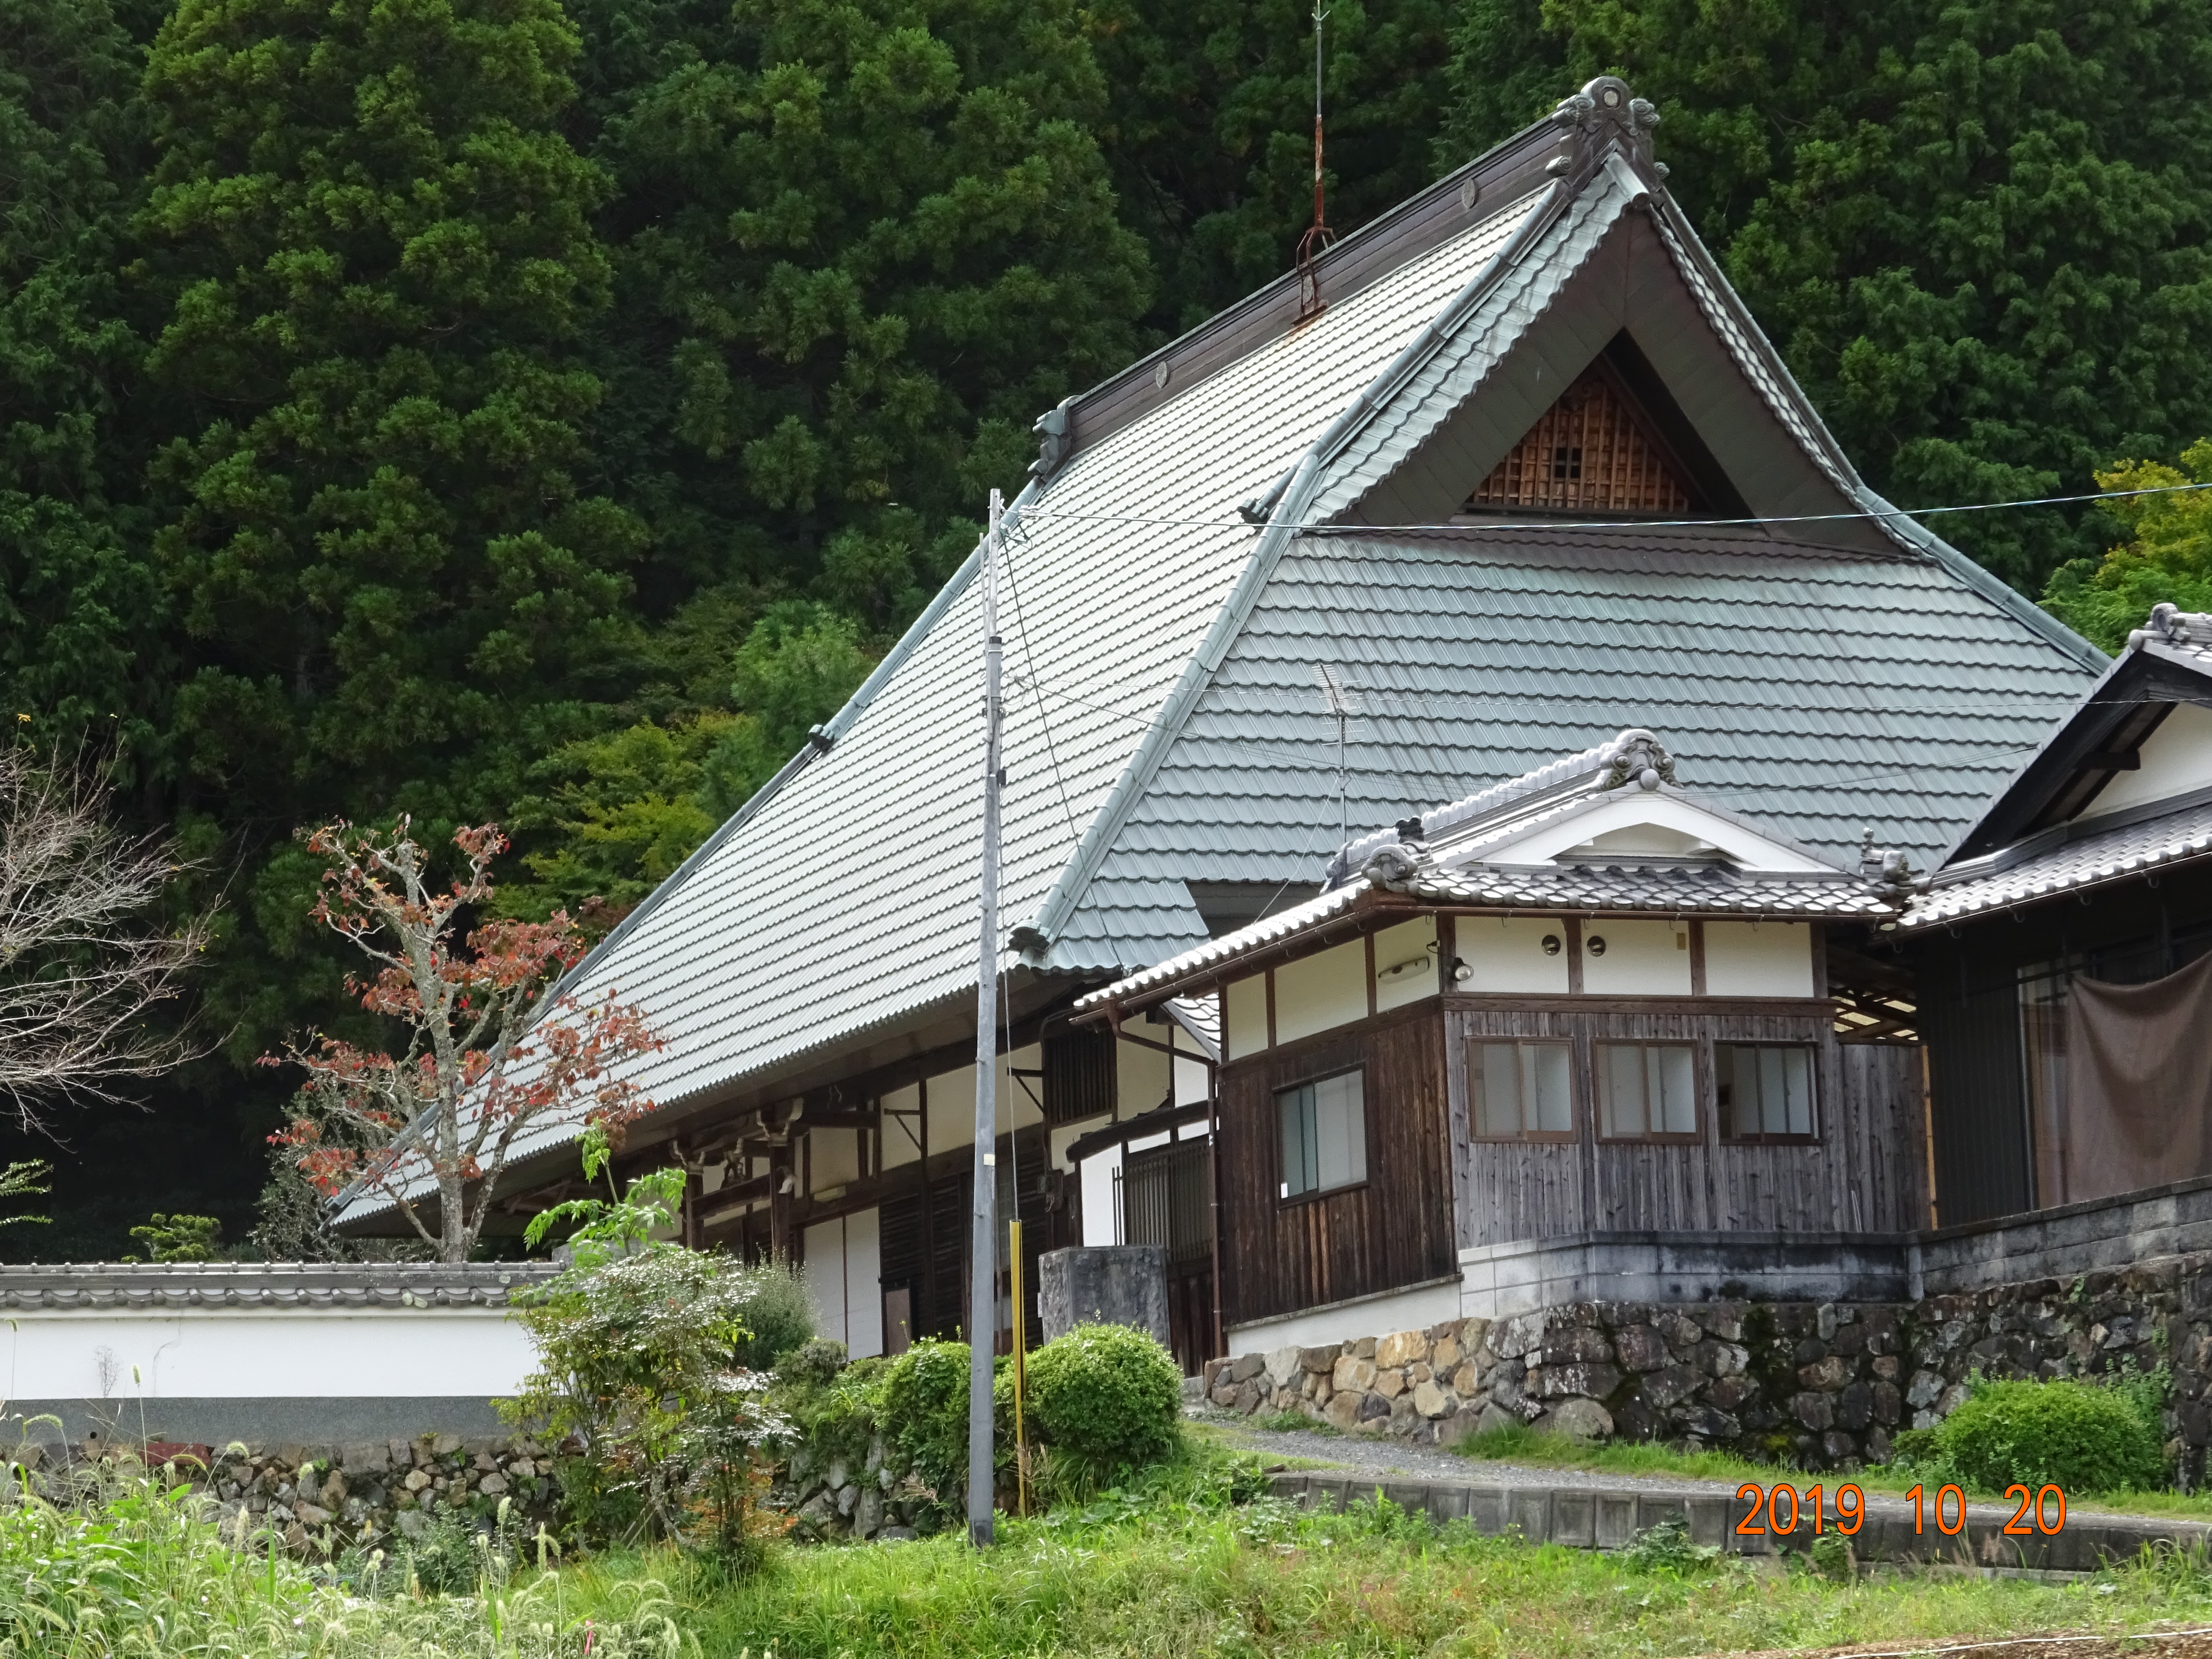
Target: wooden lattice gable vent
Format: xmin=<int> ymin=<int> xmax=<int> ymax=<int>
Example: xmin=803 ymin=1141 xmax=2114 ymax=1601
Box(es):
xmin=1467 ymin=361 xmax=1699 ymax=517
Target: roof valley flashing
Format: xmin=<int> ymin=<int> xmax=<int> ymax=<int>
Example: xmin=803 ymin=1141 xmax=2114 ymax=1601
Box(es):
xmin=339 ymin=77 xmax=2106 ymax=1226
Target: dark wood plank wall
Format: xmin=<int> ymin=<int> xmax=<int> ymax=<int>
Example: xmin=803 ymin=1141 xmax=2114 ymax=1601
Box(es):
xmin=1444 ymin=998 xmax=1926 ymax=1248
xmin=1217 ymin=1002 xmax=1454 ymax=1327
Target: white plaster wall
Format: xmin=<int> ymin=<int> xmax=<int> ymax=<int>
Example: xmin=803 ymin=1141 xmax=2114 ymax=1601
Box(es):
xmin=801 ymin=1210 xmax=882 ymax=1358
xmin=843 ymin=1208 xmax=882 ymax=1359
xmin=2085 ymin=701 xmax=2212 ymax=816
xmin=924 ymin=1050 xmax=1044 ymax=1155
xmin=0 ymin=1311 xmax=534 ymax=1402
xmin=1704 ymin=920 xmax=1814 ymax=997
xmin=881 ymin=1082 xmax=923 ymax=1169
xmin=1273 ymin=940 xmax=1366 ymax=1044
xmin=1225 ymin=1278 xmax=1461 ymax=1355
xmin=1457 ymin=915 xmax=1570 ymax=994
xmin=1116 ymin=1035 xmax=1171 ymax=1117
xmin=809 ymin=1126 xmax=861 ymax=1191
xmin=1223 ymin=975 xmax=1266 ymax=1058
xmin=926 ymin=1065 xmax=975 ymax=1152
xmin=1050 ymin=1114 xmax=1110 ymax=1173
xmin=1080 ymin=1143 xmax=1122 ymax=1246
xmin=1582 ymin=918 xmax=1691 ymax=995
xmin=1373 ymin=916 xmax=1438 ymax=1013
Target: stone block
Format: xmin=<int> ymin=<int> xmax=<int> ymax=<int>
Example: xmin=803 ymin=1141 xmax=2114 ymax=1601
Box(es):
xmin=1431 ymin=1337 xmax=1462 ymax=1372
xmin=1323 ymin=1390 xmax=1364 ymax=1430
xmin=1791 ymin=1391 xmax=1835 ymax=1431
xmin=1491 ymin=1312 xmax=1546 ymax=1359
xmin=1612 ymin=1324 xmax=1666 ymax=1371
xmin=1541 ymin=1326 xmax=1615 ymax=1365
xmin=1372 ymin=1367 xmax=1406 ymax=1400
xmin=1638 ymin=1364 xmax=1702 ymax=1409
xmin=1376 ymin=1330 xmax=1428 ymax=1369
xmin=1437 ymin=1408 xmax=1483 ymax=1447
xmin=1450 ymin=1361 xmax=1482 ymax=1396
xmin=1836 ymin=1382 xmax=1874 ymax=1432
xmin=1038 ymin=1245 xmax=1169 ymax=1347
xmin=1529 ymin=1362 xmax=1621 ymax=1401
xmin=1799 ymin=1354 xmax=1850 ymax=1392
xmin=1412 ymin=1380 xmax=1449 ymax=1419
xmin=1905 ymin=1368 xmax=1945 ymax=1408
xmin=1357 ymin=1391 xmax=1392 ymax=1423
xmin=1210 ymin=1383 xmax=1239 ymax=1409
xmin=1545 ymin=1398 xmax=1612 ymax=1441
xmin=1299 ymin=1345 xmax=1339 ymax=1373
xmin=1265 ymin=1346 xmax=1303 ymax=1389
xmin=1233 ymin=1381 xmax=1264 ymax=1414
xmin=1354 ymin=1336 xmax=1378 ymax=1359
xmin=1460 ymin=1317 xmax=1493 ymax=1357
xmin=1333 ymin=1354 xmax=1378 ymax=1392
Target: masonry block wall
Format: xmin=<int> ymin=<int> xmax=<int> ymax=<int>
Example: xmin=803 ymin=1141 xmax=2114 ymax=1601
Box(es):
xmin=1205 ymin=1249 xmax=2212 ymax=1475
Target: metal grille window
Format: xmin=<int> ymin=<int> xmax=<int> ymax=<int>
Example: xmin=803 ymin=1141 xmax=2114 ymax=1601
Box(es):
xmin=1470 ymin=1040 xmax=1575 ymax=1139
xmin=1718 ymin=1044 xmax=1817 ymax=1140
xmin=1277 ymin=1070 xmax=1367 ymax=1200
xmin=1117 ymin=1140 xmax=1213 ymax=1267
xmin=1598 ymin=1042 xmax=1698 ymax=1139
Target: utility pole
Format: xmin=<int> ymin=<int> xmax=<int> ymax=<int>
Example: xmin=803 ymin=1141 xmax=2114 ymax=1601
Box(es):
xmin=967 ymin=487 xmax=1005 ymax=1549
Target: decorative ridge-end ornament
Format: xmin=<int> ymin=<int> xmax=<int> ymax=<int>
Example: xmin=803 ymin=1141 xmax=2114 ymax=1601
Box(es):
xmin=2127 ymin=600 xmax=2212 ymax=651
xmin=1360 ymin=843 xmax=1422 ymax=886
xmin=1030 ymin=397 xmax=1075 ymax=482
xmin=1857 ymin=827 xmax=1929 ymax=900
xmin=1597 ymin=728 xmax=1678 ymax=792
xmin=1550 ymin=76 xmax=1664 ymax=187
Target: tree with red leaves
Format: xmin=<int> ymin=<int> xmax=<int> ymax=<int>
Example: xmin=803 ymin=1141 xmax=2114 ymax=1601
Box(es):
xmin=268 ymin=819 xmax=661 ymax=1262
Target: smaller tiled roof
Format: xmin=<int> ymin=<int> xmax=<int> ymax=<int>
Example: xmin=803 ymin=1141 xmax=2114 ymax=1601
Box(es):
xmin=1404 ymin=862 xmax=1901 ymax=918
xmin=1903 ymin=797 xmax=2212 ymax=928
xmin=0 ymin=1262 xmax=559 ymax=1311
xmin=1084 ymin=732 xmax=1904 ymax=1007
xmin=1079 ymin=883 xmax=1369 ymax=1007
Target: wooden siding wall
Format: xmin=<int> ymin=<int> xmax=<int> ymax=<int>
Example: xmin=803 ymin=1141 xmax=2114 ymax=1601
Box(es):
xmin=1445 ymin=1000 xmax=1928 ymax=1249
xmin=1217 ymin=1003 xmax=1455 ymax=1326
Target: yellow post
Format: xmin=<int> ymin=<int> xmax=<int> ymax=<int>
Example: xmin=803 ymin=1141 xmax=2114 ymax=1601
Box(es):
xmin=1009 ymin=1218 xmax=1028 ymax=1517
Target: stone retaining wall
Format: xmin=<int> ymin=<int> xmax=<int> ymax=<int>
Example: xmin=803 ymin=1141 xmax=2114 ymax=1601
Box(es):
xmin=22 ymin=1434 xmax=564 ymax=1554
xmin=1206 ymin=1248 xmax=2212 ymax=1474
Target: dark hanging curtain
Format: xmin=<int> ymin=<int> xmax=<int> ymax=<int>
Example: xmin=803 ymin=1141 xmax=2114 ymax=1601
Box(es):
xmin=2063 ymin=950 xmax=2212 ymax=1203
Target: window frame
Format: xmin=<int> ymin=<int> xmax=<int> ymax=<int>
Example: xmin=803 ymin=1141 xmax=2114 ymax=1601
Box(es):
xmin=1274 ymin=1064 xmax=1371 ymax=1206
xmin=1715 ymin=1040 xmax=1822 ymax=1144
xmin=1466 ymin=1037 xmax=1579 ymax=1143
xmin=1593 ymin=1039 xmax=1703 ymax=1143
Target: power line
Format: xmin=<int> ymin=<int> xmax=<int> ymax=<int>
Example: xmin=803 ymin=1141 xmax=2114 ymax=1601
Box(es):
xmin=1014 ymin=477 xmax=2212 ymax=537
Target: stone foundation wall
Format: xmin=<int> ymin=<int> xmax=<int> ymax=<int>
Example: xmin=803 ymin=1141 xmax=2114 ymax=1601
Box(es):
xmin=21 ymin=1434 xmax=565 ymax=1554
xmin=1203 ymin=1247 xmax=2212 ymax=1474
xmin=1204 ymin=1302 xmax=1907 ymax=1467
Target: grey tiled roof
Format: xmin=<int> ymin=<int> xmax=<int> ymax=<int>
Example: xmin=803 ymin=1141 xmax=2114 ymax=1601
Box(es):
xmin=1051 ymin=526 xmax=2096 ymax=970
xmin=1904 ymin=797 xmax=2212 ymax=928
xmin=0 ymin=1262 xmax=557 ymax=1311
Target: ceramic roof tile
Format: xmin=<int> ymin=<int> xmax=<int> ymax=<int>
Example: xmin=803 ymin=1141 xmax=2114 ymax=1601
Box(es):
xmin=1904 ymin=800 xmax=2212 ymax=928
xmin=1051 ymin=527 xmax=2095 ymax=969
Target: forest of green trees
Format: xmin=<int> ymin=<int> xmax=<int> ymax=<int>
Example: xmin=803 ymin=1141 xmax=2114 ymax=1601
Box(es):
xmin=6 ymin=0 xmax=2212 ymax=1254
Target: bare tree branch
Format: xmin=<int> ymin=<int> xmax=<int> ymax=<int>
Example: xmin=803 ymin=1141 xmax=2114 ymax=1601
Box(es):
xmin=0 ymin=746 xmax=215 ymax=1130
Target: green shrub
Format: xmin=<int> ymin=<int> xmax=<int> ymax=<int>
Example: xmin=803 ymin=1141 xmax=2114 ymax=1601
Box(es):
xmin=1023 ymin=1323 xmax=1182 ymax=1497
xmin=1933 ymin=1377 xmax=2164 ymax=1495
xmin=728 ymin=1259 xmax=817 ymax=1370
xmin=777 ymin=1337 xmax=847 ymax=1390
xmin=879 ymin=1338 xmax=975 ymax=1516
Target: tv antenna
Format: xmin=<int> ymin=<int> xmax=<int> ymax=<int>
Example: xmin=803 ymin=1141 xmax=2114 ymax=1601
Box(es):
xmin=1294 ymin=4 xmax=1335 ymax=320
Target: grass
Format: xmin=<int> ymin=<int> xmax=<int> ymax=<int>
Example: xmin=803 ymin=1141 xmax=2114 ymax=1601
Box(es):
xmin=1445 ymin=1421 xmax=2212 ymax=1522
xmin=23 ymin=1444 xmax=2212 ymax=1658
xmin=571 ymin=1482 xmax=2212 ymax=1659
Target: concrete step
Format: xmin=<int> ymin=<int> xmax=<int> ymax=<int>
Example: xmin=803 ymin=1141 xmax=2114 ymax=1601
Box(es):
xmin=1268 ymin=1470 xmax=2212 ymax=1574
